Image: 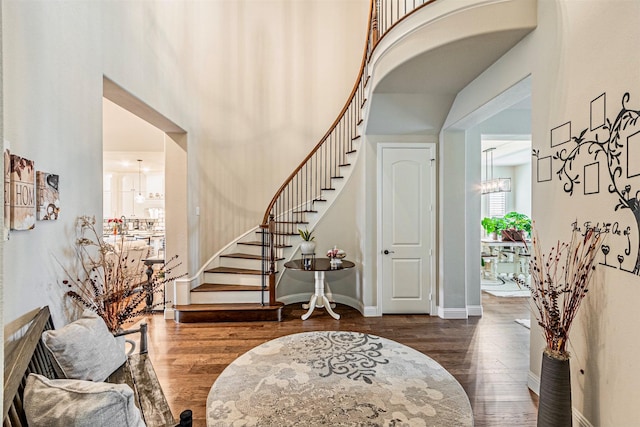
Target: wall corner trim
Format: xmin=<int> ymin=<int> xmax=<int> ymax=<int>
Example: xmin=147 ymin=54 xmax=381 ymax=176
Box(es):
xmin=527 ymin=371 xmax=540 ymax=395
xmin=437 ymin=306 xmax=468 ymax=319
xmin=573 ymin=409 xmax=594 ymax=427
xmin=467 ymin=305 xmax=483 ymax=317
xmin=362 ymin=306 xmax=380 ymax=317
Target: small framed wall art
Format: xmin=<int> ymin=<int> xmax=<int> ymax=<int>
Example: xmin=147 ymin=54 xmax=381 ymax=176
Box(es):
xmin=36 ymin=171 xmax=60 ymax=220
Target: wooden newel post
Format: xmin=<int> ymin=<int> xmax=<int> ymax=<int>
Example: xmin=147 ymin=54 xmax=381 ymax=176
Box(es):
xmin=268 ymin=214 xmax=277 ymax=306
xmin=268 ymin=215 xmax=276 ymax=275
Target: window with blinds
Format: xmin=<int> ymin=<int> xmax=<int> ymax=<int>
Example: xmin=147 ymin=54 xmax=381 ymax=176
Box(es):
xmin=488 ymin=192 xmax=506 ymax=218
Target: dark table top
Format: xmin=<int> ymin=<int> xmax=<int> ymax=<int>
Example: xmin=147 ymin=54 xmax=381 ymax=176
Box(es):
xmin=284 ymin=258 xmax=355 ymax=271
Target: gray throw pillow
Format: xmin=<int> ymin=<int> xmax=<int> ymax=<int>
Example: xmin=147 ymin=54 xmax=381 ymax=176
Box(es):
xmin=42 ymin=310 xmax=126 ymax=381
xmin=24 ymin=374 xmax=145 ymax=427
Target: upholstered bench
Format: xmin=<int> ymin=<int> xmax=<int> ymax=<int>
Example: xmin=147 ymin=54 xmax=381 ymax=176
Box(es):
xmin=3 ymin=306 xmax=192 ymax=427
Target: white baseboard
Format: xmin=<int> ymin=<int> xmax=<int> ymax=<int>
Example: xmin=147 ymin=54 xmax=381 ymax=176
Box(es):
xmin=437 ymin=306 xmax=468 ymax=319
xmin=163 ymin=308 xmax=175 ymax=320
xmin=362 ymin=306 xmax=381 ymax=317
xmin=467 ymin=305 xmax=483 ymax=316
xmin=278 ymin=293 xmax=313 ymax=306
xmin=332 ymin=295 xmax=364 ymax=314
xmin=279 ymin=293 xmax=364 ymax=315
xmin=528 ymin=370 xmax=540 ymax=395
xmin=573 ymin=409 xmax=594 ymax=427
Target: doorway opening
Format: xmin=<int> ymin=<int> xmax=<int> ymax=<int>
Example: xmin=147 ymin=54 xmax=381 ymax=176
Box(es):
xmin=102 ymin=76 xmax=188 ymax=316
xmin=103 ymin=97 xmax=166 ymax=257
xmin=480 ymin=134 xmax=532 ymax=298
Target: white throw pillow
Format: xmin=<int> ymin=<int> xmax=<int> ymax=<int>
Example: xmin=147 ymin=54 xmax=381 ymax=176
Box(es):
xmin=42 ymin=310 xmax=126 ymax=381
xmin=24 ymin=374 xmax=145 ymax=427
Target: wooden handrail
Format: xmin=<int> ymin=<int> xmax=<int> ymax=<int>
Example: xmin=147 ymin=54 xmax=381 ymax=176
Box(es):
xmin=261 ymin=0 xmax=376 ymax=227
xmin=257 ymin=0 xmax=439 ymax=303
xmin=260 ymin=0 xmax=438 ymax=227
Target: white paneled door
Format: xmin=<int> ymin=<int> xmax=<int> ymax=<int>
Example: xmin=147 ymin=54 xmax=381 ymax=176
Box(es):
xmin=380 ymin=144 xmax=435 ymax=313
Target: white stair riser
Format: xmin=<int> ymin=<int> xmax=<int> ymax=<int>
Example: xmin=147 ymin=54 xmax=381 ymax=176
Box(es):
xmin=191 ymin=290 xmax=267 ymax=304
xmin=203 ymin=273 xmax=263 ymax=286
xmin=236 ymin=245 xmax=283 ymax=258
xmin=220 ymin=257 xmax=263 ymax=270
xmin=256 ymin=232 xmax=292 ymax=247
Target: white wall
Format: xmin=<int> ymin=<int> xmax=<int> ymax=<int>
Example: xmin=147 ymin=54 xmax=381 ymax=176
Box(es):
xmin=2 ymin=0 xmax=367 ymax=326
xmin=1 ymin=0 xmax=5 ymax=401
xmin=513 ymin=162 xmax=530 ymax=216
xmin=444 ymin=0 xmax=640 ymax=424
xmin=3 ymin=1 xmax=104 ymax=326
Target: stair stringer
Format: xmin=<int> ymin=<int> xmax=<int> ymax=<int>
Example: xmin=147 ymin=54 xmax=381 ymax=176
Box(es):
xmin=172 ymin=65 xmax=371 ymax=315
xmin=172 ymin=136 xmax=365 ymax=311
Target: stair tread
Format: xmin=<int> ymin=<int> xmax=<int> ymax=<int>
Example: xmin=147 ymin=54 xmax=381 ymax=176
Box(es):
xmin=346 ymin=150 xmax=357 ymax=154
xmin=238 ymin=241 xmax=291 ymax=248
xmin=174 ymin=302 xmax=283 ymax=311
xmin=352 ymin=135 xmax=361 ymax=140
xmin=205 ymin=267 xmax=265 ymax=275
xmin=220 ymin=253 xmax=284 ymax=261
xmin=274 ymin=221 xmax=309 ymax=224
xmin=256 ymin=230 xmax=297 ymax=235
xmin=339 ymin=163 xmax=351 ymax=167
xmin=220 ymin=253 xmax=262 ymax=260
xmin=193 ymin=283 xmax=263 ymax=292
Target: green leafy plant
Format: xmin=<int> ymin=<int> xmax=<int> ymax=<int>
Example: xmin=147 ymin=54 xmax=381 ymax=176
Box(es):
xmin=298 ymin=228 xmax=314 ymax=241
xmin=481 ymin=217 xmax=498 ymax=234
xmin=481 ymin=217 xmax=507 ymax=236
xmin=503 ymin=211 xmax=532 ymax=234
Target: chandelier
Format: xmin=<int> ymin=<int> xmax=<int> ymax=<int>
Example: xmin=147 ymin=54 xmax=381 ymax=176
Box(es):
xmin=481 ymin=148 xmax=511 ymax=194
xmin=135 ymin=159 xmax=145 ymax=203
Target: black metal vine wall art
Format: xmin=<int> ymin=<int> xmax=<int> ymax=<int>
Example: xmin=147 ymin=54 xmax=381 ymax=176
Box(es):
xmin=536 ymin=92 xmax=640 ymax=275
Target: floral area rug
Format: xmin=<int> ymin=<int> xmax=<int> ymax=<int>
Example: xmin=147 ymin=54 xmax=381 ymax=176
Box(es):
xmin=206 ymin=331 xmax=473 ymax=426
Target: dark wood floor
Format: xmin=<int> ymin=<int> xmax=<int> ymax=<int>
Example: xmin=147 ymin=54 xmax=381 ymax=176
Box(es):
xmin=141 ymin=292 xmax=538 ymax=427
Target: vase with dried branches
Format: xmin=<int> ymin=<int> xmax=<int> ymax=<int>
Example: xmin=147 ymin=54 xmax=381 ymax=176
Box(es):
xmin=60 ymin=216 xmax=184 ymax=332
xmin=517 ymin=226 xmax=604 ymax=427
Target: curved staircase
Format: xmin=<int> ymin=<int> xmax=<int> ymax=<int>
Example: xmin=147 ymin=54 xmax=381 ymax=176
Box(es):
xmin=174 ymin=0 xmax=435 ymax=322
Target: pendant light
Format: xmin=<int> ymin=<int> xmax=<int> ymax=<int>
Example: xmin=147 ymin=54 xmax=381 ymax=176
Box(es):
xmin=481 ymin=148 xmax=511 ymax=194
xmin=135 ymin=159 xmax=145 ymax=203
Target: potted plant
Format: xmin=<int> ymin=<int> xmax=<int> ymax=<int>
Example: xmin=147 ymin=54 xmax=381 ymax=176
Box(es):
xmin=298 ymin=228 xmax=316 ymax=255
xmin=501 ymin=211 xmax=531 ymax=241
xmin=481 ymin=217 xmax=499 ymax=239
xmin=516 ymin=227 xmax=604 ymax=426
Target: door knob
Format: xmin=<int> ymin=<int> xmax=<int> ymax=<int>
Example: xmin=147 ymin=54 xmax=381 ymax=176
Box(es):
xmin=383 ymin=249 xmax=395 ymax=255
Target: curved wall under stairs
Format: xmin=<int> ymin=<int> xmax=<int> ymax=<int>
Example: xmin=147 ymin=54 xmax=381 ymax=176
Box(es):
xmin=171 ymin=0 xmax=537 ymax=321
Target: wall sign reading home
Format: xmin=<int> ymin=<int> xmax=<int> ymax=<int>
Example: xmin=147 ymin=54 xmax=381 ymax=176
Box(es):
xmin=9 ymin=154 xmax=35 ymax=230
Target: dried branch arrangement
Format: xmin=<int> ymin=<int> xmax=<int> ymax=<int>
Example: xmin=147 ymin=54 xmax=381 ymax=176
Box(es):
xmin=517 ymin=227 xmax=605 ymax=359
xmin=60 ymin=215 xmax=184 ymax=332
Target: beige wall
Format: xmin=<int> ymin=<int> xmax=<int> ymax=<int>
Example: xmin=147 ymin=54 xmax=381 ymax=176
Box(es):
xmin=2 ymin=0 xmax=367 ymax=325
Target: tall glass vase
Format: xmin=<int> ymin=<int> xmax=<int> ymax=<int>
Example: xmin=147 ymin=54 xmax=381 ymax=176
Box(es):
xmin=538 ymin=350 xmax=572 ymax=427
